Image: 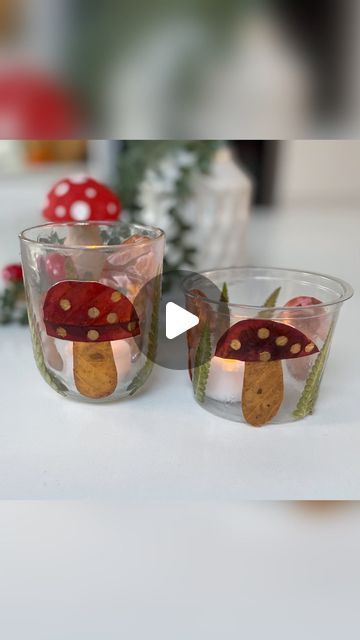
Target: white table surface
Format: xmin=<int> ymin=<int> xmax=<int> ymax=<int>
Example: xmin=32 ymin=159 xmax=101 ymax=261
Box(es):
xmin=1 ymin=501 xmax=359 ymax=639
xmin=0 ymin=191 xmax=359 ymax=499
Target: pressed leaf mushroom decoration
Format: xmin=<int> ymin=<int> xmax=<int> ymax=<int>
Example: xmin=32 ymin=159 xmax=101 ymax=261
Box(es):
xmin=43 ymin=281 xmax=140 ymax=399
xmin=215 ymin=318 xmax=319 ymax=426
xmin=281 ymin=296 xmax=328 ymax=340
xmin=281 ymin=296 xmax=329 ymax=381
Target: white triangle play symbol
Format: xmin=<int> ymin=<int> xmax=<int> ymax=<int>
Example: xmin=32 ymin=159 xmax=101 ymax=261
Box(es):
xmin=165 ymin=302 xmax=199 ymax=340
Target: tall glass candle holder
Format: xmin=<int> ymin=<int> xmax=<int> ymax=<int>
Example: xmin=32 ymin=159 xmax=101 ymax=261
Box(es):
xmin=20 ymin=221 xmax=165 ymax=402
xmin=183 ymin=267 xmax=353 ymax=427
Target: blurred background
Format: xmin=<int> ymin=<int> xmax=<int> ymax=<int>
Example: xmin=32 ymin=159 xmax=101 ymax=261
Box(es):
xmin=1 ymin=0 xmax=360 ymax=137
xmin=1 ymin=138 xmax=360 ymax=274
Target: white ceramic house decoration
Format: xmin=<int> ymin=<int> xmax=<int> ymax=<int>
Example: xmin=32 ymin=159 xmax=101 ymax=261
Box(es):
xmin=190 ymin=145 xmax=252 ymax=270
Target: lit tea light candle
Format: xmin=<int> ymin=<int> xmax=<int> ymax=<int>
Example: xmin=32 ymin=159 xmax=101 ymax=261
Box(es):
xmin=111 ymin=339 xmax=132 ymax=380
xmin=205 ymin=356 xmax=244 ymax=402
xmin=44 ymin=336 xmax=64 ymax=372
xmin=56 ymin=339 xmax=132 ymax=384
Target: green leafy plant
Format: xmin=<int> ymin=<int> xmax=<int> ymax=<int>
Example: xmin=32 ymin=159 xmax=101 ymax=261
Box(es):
xmin=38 ymin=231 xmax=65 ymax=245
xmin=127 ymin=273 xmax=162 ymax=396
xmin=0 ymin=282 xmax=28 ymax=325
xmin=100 ymin=228 xmax=125 ymax=246
xmin=117 ymin=141 xmax=220 ymax=275
xmin=293 ymin=326 xmax=333 ymax=419
xmin=28 ymin=308 xmax=67 ymax=395
xmin=192 ymin=322 xmax=212 ymax=403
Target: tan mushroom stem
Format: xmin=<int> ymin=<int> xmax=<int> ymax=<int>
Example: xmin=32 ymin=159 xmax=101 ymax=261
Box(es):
xmin=242 ymin=360 xmax=284 ymax=427
xmin=73 ymin=341 xmax=117 ymax=399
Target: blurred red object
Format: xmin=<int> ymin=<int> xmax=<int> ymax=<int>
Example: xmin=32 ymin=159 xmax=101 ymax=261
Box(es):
xmin=0 ymin=68 xmax=82 ymax=138
xmin=43 ymin=176 xmax=122 ymax=222
xmin=2 ymin=263 xmax=23 ymax=283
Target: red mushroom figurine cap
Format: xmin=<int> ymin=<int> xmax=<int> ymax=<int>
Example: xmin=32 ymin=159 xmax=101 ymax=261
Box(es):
xmin=43 ymin=281 xmax=139 ymax=342
xmin=42 ymin=176 xmax=121 ymax=223
xmin=215 ymin=318 xmax=319 ymax=362
xmin=2 ymin=263 xmax=23 ymax=283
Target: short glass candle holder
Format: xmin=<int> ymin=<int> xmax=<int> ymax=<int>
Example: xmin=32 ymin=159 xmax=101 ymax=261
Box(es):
xmin=20 ymin=221 xmax=165 ymax=402
xmin=183 ymin=267 xmax=353 ymax=427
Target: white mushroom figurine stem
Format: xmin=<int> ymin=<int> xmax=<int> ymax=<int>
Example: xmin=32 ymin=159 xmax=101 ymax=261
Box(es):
xmin=65 ymin=224 xmax=105 ymax=280
xmin=215 ymin=318 xmax=319 ymax=427
xmin=42 ymin=176 xmax=122 ymax=279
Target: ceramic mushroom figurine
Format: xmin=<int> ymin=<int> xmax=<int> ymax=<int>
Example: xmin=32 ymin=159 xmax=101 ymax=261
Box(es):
xmin=43 ymin=280 xmax=140 ymax=399
xmin=43 ymin=176 xmax=122 ymax=278
xmin=215 ymin=318 xmax=319 ymax=427
xmin=43 ymin=176 xmax=121 ymax=225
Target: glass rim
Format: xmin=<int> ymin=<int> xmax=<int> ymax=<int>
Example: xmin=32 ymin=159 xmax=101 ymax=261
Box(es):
xmin=182 ymin=265 xmax=354 ymax=311
xmin=19 ymin=221 xmax=165 ymax=251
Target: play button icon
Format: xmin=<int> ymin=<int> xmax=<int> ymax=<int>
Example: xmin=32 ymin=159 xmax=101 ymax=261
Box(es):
xmin=165 ymin=302 xmax=199 ymax=339
xmin=133 ymin=269 xmax=230 ymax=370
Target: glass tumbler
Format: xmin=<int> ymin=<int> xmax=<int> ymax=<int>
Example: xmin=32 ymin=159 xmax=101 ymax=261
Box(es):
xmin=20 ymin=221 xmax=165 ymax=402
xmin=183 ymin=267 xmax=353 ymax=426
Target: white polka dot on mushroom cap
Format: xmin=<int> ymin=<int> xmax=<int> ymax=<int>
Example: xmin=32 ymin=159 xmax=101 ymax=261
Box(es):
xmin=107 ymin=202 xmax=118 ymax=215
xmin=85 ymin=187 xmax=97 ymax=198
xmin=55 ymin=182 xmax=70 ymax=197
xmin=70 ymin=201 xmax=91 ymax=221
xmin=71 ymin=175 xmax=88 ymax=184
xmin=55 ymin=205 xmax=66 ymax=218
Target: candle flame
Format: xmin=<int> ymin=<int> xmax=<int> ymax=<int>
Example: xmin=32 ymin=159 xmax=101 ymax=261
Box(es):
xmin=216 ymin=356 xmax=244 ymax=372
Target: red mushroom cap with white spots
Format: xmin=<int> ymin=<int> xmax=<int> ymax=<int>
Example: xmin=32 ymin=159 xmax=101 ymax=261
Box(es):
xmin=42 ymin=176 xmax=122 ymax=223
xmin=215 ymin=318 xmax=319 ymax=362
xmin=43 ymin=281 xmax=139 ymax=342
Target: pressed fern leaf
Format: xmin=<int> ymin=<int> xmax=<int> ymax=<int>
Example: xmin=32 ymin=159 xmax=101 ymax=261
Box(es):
xmin=127 ymin=273 xmax=161 ymax=395
xmin=127 ymin=358 xmax=154 ymax=396
xmin=216 ymin=281 xmax=230 ymax=341
xmin=258 ymin=286 xmax=281 ymax=318
xmin=293 ymin=326 xmax=333 ymax=419
xmin=28 ymin=308 xmax=67 ymax=395
xmin=220 ymin=282 xmax=229 ymax=303
xmin=192 ymin=322 xmax=211 ymax=403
